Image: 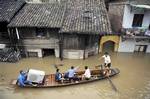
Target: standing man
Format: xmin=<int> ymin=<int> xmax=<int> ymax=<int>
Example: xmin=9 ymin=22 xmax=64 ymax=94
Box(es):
xmin=99 ymin=52 xmax=111 ymax=76
xmin=102 ymin=52 xmax=111 ymax=68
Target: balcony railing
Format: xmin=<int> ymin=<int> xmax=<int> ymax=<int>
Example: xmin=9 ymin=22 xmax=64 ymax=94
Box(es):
xmin=121 ymin=28 xmax=150 ymax=42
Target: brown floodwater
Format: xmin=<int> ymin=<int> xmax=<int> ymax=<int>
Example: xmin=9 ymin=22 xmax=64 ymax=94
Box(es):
xmin=0 ymin=52 xmax=150 ymax=99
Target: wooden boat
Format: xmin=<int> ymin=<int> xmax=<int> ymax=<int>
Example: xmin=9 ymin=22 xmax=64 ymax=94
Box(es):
xmin=11 ymin=68 xmax=120 ymax=88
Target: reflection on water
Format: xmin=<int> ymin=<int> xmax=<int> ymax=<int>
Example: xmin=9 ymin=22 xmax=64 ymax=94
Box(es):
xmin=0 ymin=53 xmax=150 ymax=99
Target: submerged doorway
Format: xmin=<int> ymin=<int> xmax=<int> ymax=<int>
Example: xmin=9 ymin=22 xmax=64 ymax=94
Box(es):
xmin=100 ymin=35 xmax=120 ymax=52
xmin=134 ymin=45 xmax=147 ymax=53
xmin=102 ymin=41 xmax=115 ymax=53
xmin=42 ymin=49 xmax=55 ymax=57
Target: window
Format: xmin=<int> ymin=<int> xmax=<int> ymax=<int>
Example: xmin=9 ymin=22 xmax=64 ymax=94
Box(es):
xmin=132 ymin=14 xmax=144 ymax=27
xmin=36 ymin=28 xmax=46 ymax=37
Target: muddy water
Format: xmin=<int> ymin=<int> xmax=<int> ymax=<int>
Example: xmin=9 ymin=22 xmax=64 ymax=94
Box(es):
xmin=0 ymin=53 xmax=150 ymax=99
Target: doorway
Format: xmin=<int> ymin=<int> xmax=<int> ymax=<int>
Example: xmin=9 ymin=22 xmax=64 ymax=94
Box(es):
xmin=42 ymin=49 xmax=55 ymax=57
xmin=102 ymin=41 xmax=115 ymax=53
xmin=134 ymin=45 xmax=147 ymax=52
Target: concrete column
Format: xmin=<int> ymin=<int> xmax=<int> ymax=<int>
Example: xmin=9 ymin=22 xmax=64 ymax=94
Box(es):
xmin=38 ymin=49 xmax=43 ymax=58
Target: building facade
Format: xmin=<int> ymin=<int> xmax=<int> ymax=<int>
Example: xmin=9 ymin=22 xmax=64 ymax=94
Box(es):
xmin=8 ymin=4 xmax=65 ymax=58
xmin=8 ymin=0 xmax=112 ymax=59
xmin=108 ymin=0 xmax=150 ymax=53
xmin=0 ymin=0 xmax=25 ymax=49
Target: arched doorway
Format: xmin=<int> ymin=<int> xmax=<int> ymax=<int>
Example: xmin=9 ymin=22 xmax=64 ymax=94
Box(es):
xmin=99 ymin=35 xmax=120 ymax=52
xmin=102 ymin=41 xmax=115 ymax=53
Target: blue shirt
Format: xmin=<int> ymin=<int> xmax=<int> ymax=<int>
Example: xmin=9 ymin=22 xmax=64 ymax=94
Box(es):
xmin=55 ymin=72 xmax=61 ymax=81
xmin=68 ymin=69 xmax=76 ymax=78
xmin=17 ymin=74 xmax=26 ymax=87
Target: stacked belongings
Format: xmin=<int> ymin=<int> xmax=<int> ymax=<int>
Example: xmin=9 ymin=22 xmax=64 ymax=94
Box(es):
xmin=27 ymin=69 xmax=45 ymax=85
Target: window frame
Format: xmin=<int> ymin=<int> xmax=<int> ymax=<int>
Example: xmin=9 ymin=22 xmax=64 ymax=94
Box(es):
xmin=132 ymin=14 xmax=144 ymax=27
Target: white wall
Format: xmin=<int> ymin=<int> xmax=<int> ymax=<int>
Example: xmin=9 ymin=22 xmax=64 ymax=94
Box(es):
xmin=122 ymin=5 xmax=134 ymax=28
xmin=55 ymin=48 xmax=59 ymax=58
xmin=118 ymin=38 xmax=150 ymax=53
xmin=118 ymin=39 xmax=135 ymax=52
xmin=0 ymin=44 xmax=6 ymax=49
xmin=146 ymin=45 xmax=150 ymax=53
xmin=122 ymin=5 xmax=150 ymax=28
xmin=63 ymin=50 xmax=84 ymax=59
xmin=142 ymin=10 xmax=150 ymax=27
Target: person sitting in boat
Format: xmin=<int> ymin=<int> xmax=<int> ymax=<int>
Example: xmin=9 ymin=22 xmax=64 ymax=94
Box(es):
xmin=103 ymin=66 xmax=110 ymax=77
xmin=67 ymin=66 xmax=79 ymax=82
xmin=17 ymin=70 xmax=32 ymax=87
xmin=55 ymin=69 xmax=62 ymax=82
xmin=82 ymin=66 xmax=91 ymax=80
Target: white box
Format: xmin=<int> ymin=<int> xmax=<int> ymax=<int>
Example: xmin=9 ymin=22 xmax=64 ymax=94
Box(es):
xmin=27 ymin=69 xmax=45 ymax=84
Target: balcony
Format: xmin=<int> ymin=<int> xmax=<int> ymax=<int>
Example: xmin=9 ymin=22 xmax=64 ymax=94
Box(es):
xmin=121 ymin=28 xmax=150 ymax=42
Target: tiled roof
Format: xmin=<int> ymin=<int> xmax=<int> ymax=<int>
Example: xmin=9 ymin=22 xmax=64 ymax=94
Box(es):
xmin=8 ymin=0 xmax=112 ymax=34
xmin=60 ymin=0 xmax=112 ymax=34
xmin=0 ymin=0 xmax=25 ymax=22
xmin=8 ymin=3 xmax=66 ymax=28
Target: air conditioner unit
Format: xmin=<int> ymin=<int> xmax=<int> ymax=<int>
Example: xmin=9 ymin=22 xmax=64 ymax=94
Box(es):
xmin=27 ymin=69 xmax=45 ymax=84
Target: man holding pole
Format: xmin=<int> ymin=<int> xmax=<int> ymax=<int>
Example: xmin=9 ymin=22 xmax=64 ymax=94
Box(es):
xmin=99 ymin=52 xmax=111 ymax=76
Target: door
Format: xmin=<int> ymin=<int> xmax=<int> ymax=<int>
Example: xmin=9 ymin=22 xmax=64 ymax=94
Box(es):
xmin=134 ymin=45 xmax=147 ymax=52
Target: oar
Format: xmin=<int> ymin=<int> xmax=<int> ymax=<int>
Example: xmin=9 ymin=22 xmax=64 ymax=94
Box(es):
xmin=107 ymin=75 xmax=118 ymax=92
xmin=51 ymin=64 xmax=58 ymax=69
xmin=95 ymin=64 xmax=118 ymax=92
xmin=51 ymin=64 xmax=64 ymax=69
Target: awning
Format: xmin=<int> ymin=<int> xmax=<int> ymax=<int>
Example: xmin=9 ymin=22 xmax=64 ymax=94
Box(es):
xmin=131 ymin=4 xmax=150 ymax=9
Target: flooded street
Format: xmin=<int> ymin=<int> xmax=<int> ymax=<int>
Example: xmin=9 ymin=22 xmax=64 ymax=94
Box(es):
xmin=0 ymin=52 xmax=150 ymax=99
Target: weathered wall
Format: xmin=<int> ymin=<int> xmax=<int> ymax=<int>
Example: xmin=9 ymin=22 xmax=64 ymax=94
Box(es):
xmin=18 ymin=28 xmax=59 ymax=49
xmin=63 ymin=49 xmax=84 ymax=59
xmin=63 ymin=34 xmax=85 ymax=50
xmin=108 ymin=2 xmax=125 ymax=32
xmin=146 ymin=45 xmax=150 ymax=53
xmin=63 ymin=46 xmax=98 ymax=59
xmin=118 ymin=39 xmax=135 ymax=52
xmin=17 ymin=28 xmax=60 ymax=58
xmin=118 ymin=38 xmax=150 ymax=53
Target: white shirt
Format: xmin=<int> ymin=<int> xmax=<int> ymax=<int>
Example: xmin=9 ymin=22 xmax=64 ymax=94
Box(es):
xmin=102 ymin=55 xmax=111 ymax=64
xmin=84 ymin=68 xmax=91 ymax=78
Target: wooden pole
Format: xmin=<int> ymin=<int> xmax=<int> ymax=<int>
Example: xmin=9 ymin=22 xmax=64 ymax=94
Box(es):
xmin=7 ymin=28 xmax=12 ymax=46
xmin=98 ymin=35 xmax=101 ymax=54
xmin=59 ymin=33 xmax=63 ymax=61
xmin=83 ymin=35 xmax=86 ymax=60
xmin=107 ymin=76 xmax=118 ymax=92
